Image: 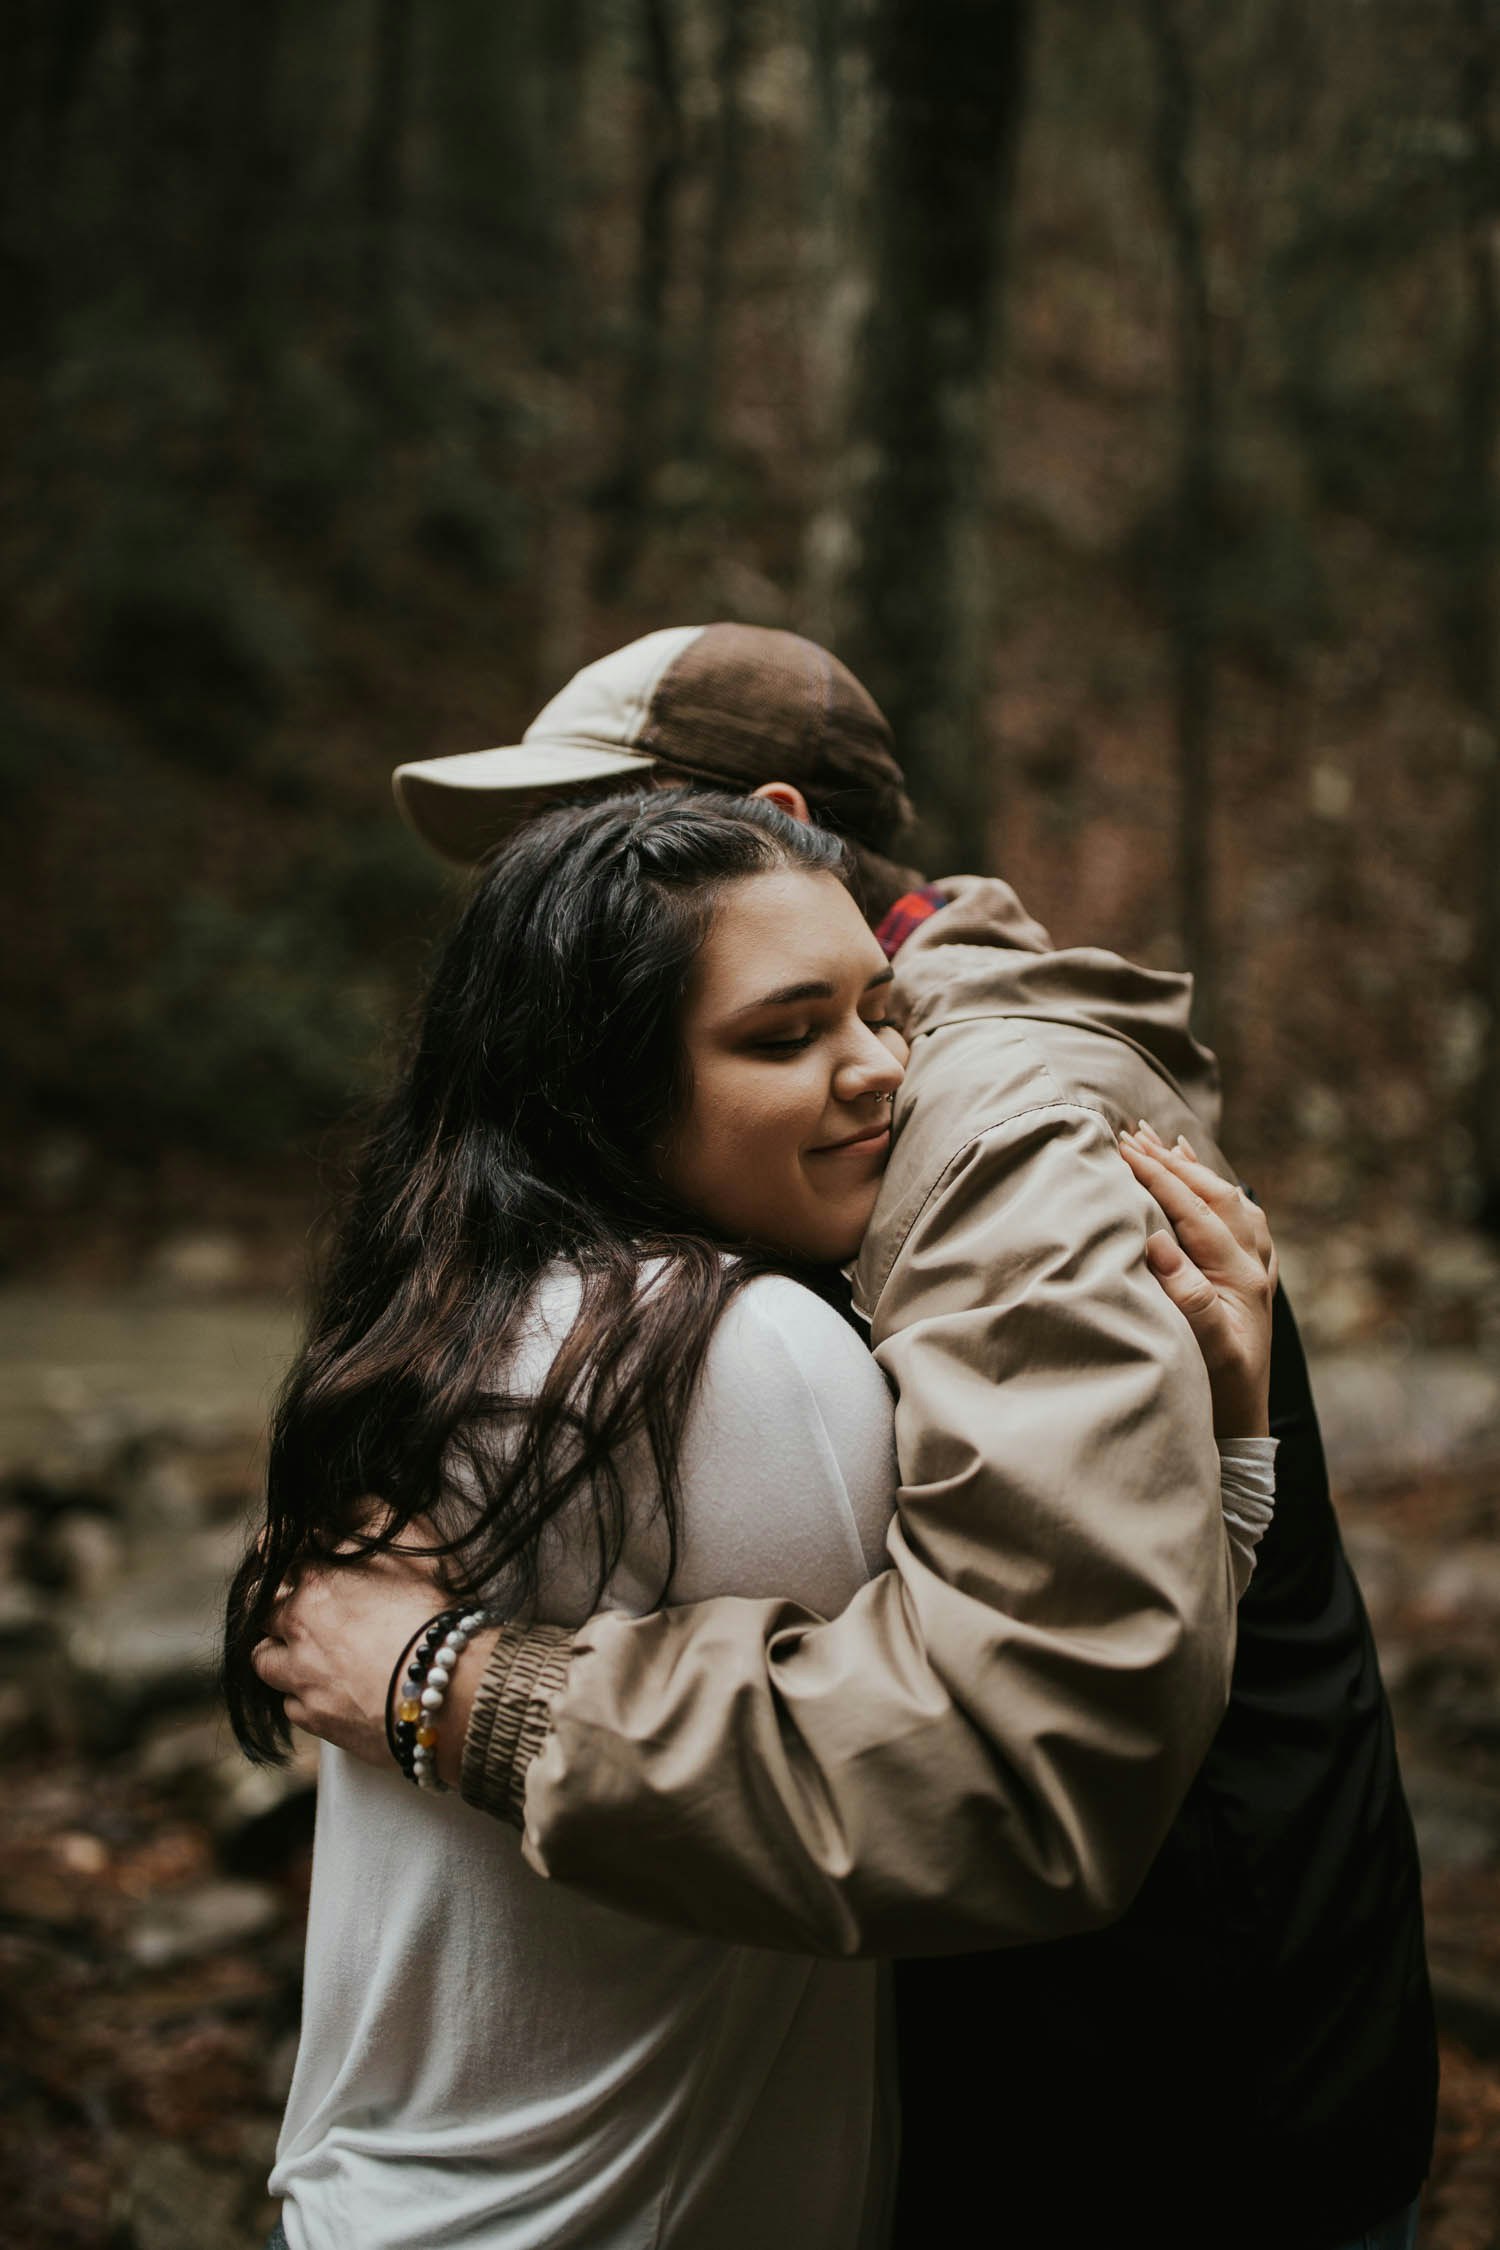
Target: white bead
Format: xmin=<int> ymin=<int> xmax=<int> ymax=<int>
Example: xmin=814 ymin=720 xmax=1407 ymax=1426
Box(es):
xmin=420 ymin=1685 xmax=444 ymax=1710
xmin=428 ymin=1664 xmax=452 ymax=1689
xmin=462 ymin=1612 xmax=486 ymax=1632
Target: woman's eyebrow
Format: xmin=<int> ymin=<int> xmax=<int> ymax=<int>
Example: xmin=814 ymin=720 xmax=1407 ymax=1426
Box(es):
xmin=730 ymin=964 xmax=895 ymax=1018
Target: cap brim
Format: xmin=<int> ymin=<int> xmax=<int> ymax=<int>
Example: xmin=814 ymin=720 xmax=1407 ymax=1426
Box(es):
xmin=392 ymin=741 xmax=658 ymax=865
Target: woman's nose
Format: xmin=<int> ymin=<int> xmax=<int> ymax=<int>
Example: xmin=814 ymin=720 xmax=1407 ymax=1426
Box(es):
xmin=834 ymin=1023 xmax=906 ymax=1103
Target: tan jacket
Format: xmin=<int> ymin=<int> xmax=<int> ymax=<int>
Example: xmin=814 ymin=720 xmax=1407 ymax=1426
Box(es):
xmin=461 ymin=879 xmax=1242 ymax=1957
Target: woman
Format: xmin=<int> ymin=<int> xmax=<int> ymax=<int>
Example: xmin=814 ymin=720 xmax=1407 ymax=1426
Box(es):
xmin=227 ymin=790 xmax=1275 ymax=2250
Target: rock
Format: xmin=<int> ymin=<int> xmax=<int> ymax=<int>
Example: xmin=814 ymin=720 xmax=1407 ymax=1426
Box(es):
xmin=124 ymin=1878 xmax=280 ymax=1968
xmin=120 ymin=2141 xmax=248 ymax=2250
xmin=1431 ymin=1964 xmax=1500 ymax=2063
xmin=146 ymin=1232 xmax=250 ymax=1295
xmin=1339 ymin=1523 xmax=1408 ymax=1629
xmin=55 ymin=1829 xmax=109 ymax=1875
xmin=1310 ymin=1349 xmax=1500 ymax=1488
xmin=135 ymin=1710 xmax=232 ymax=1784
xmin=129 ymin=1712 xmax=318 ymax=1872
xmin=264 ymin=2029 xmax=300 ymax=2105
xmin=117 ymin=1443 xmax=207 ymax=1533
xmin=64 ymin=1520 xmax=245 ymax=1747
xmin=1412 ymin=1797 xmax=1498 ymax=1875
xmin=0 ymin=1287 xmax=296 ymax=1463
xmin=1417 ymin=1546 xmax=1500 ymax=1625
xmin=48 ymin=1508 xmax=127 ymax=1597
xmin=1403 ymin=1762 xmax=1500 ymax=1875
xmin=0 ymin=1578 xmax=55 ymax=1651
xmin=28 ymin=1132 xmax=90 ymax=1204
xmin=212 ymin=1740 xmax=318 ymax=1876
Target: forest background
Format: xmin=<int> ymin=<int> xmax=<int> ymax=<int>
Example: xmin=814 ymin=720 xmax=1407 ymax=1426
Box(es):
xmin=3 ymin=0 xmax=1500 ymax=1306
xmin=5 ymin=1 xmax=1500 ymax=2245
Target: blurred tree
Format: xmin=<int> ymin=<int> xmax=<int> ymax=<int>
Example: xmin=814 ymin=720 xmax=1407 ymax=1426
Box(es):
xmin=680 ymin=0 xmax=749 ymax=459
xmin=1141 ymin=0 xmax=1219 ymax=1035
xmin=1453 ymin=0 xmax=1500 ymax=1230
xmin=536 ymin=0 xmax=587 ymax=371
xmin=593 ymin=0 xmax=686 ymax=597
xmin=215 ymin=0 xmax=285 ymax=344
xmin=360 ymin=0 xmax=417 ymax=354
xmin=816 ymin=0 xmax=1034 ymax=873
xmin=426 ymin=0 xmax=553 ymax=310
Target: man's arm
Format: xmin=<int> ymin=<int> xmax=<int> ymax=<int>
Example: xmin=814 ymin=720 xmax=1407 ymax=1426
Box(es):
xmin=465 ymin=1100 xmax=1238 ymax=1957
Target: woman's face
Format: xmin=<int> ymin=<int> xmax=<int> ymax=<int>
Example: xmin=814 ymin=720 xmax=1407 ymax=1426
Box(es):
xmin=657 ymin=868 xmax=908 ymax=1264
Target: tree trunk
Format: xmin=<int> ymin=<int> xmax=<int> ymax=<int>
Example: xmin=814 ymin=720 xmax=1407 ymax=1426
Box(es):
xmin=19 ymin=0 xmax=112 ymax=342
xmin=1455 ymin=0 xmax=1500 ymax=1229
xmin=812 ymin=0 xmax=1033 ymax=876
xmin=537 ymin=0 xmax=586 ymax=370
xmin=215 ymin=0 xmax=284 ymax=340
xmin=680 ymin=0 xmax=749 ymax=458
xmin=360 ymin=0 xmax=416 ymax=349
xmin=799 ymin=0 xmax=869 ymax=555
xmin=1141 ymin=0 xmax=1219 ymax=1039
xmin=592 ymin=0 xmax=685 ymax=599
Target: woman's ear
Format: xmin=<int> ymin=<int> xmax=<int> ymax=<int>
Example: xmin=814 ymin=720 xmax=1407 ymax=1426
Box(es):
xmin=749 ymin=781 xmax=812 ymax=824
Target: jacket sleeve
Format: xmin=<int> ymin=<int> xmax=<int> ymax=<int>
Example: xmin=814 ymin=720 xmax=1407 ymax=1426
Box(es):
xmin=461 ymin=1099 xmax=1238 ymax=1958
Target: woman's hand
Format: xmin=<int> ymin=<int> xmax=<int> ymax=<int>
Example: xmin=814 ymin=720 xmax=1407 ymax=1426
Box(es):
xmin=252 ymin=1538 xmax=489 ymax=1777
xmin=1119 ymin=1123 xmax=1277 ymax=1439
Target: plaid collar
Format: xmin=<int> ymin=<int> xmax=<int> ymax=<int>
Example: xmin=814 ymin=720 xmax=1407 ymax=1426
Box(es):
xmin=874 ymin=884 xmax=948 ymax=959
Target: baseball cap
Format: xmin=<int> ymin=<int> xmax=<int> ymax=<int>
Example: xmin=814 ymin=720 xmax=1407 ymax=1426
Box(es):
xmin=392 ymin=622 xmax=912 ymax=865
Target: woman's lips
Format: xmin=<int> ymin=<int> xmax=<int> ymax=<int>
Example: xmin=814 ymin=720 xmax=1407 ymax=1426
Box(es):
xmin=808 ymin=1124 xmax=891 ymax=1158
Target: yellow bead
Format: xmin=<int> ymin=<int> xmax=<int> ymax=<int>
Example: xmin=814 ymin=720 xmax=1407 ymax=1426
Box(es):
xmin=417 ymin=1725 xmax=438 ymax=1748
xmin=397 ymin=1698 xmax=421 ymax=1724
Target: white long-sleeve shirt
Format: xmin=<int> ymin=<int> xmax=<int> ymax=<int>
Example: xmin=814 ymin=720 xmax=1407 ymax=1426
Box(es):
xmin=272 ymin=1272 xmax=900 ymax=2250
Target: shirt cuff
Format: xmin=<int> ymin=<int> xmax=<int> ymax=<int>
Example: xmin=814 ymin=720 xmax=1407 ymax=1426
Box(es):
xmin=459 ymin=1622 xmax=574 ymax=1828
xmin=1215 ymin=1435 xmax=1278 ymax=1596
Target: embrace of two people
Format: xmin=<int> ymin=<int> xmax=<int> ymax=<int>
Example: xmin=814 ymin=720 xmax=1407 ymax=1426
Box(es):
xmin=231 ymin=626 xmax=1436 ymax=2250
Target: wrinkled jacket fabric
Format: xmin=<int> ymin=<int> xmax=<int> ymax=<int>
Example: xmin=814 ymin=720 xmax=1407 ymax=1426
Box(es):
xmin=463 ymin=877 xmax=1245 ymax=1954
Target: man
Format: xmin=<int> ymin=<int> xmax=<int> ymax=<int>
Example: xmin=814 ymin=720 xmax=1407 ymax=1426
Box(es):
xmin=265 ymin=626 xmax=1434 ymax=2247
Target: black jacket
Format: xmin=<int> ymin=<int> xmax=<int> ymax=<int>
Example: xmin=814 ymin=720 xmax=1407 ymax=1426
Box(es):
xmin=892 ymin=1286 xmax=1436 ymax=2250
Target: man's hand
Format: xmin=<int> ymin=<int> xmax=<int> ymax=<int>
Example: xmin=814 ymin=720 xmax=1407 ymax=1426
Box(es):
xmin=1119 ymin=1123 xmax=1277 ymax=1439
xmin=251 ymin=1540 xmax=497 ymax=1781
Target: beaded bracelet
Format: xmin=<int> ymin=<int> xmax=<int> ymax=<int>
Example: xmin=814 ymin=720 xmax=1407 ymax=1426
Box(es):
xmin=389 ymin=1607 xmax=498 ymax=1791
xmin=388 ymin=1611 xmax=459 ymax=1784
xmin=386 ymin=1614 xmax=449 ymax=1776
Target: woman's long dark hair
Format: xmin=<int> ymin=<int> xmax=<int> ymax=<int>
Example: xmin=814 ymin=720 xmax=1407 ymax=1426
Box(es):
xmin=223 ymin=789 xmax=853 ymax=1762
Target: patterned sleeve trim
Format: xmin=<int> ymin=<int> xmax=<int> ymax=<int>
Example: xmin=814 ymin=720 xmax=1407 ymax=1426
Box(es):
xmin=459 ymin=1622 xmax=575 ymax=1828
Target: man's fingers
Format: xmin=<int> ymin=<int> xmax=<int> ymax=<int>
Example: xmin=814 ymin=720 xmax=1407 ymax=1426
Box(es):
xmin=1131 ymin=1125 xmax=1268 ymax=1237
xmin=1144 ymin=1233 xmax=1226 ymax=1339
xmin=1120 ymin=1135 xmax=1265 ymax=1278
xmin=252 ymin=1636 xmax=290 ymax=1690
xmin=1120 ymin=1137 xmax=1240 ymax=1257
xmin=1145 ymin=1230 xmax=1211 ymax=1307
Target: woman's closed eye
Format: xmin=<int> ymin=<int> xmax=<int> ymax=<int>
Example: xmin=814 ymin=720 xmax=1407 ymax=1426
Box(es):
xmin=754 ymin=1031 xmax=817 ymax=1055
xmin=753 ymin=1014 xmax=897 ymax=1058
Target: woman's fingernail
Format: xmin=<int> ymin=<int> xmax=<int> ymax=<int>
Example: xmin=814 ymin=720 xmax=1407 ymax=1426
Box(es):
xmin=1146 ymin=1230 xmax=1185 ymax=1271
xmin=1175 ymin=1134 xmax=1198 ymax=1160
